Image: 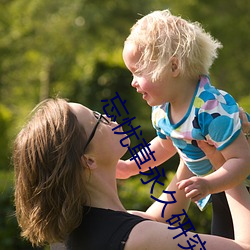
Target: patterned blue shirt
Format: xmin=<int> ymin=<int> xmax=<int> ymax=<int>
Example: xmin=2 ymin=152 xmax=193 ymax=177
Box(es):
xmin=152 ymin=75 xmax=242 ymax=176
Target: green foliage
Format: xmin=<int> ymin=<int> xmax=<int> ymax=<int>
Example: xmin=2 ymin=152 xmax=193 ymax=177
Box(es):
xmin=118 ymin=177 xmax=153 ymax=210
xmin=239 ymin=95 xmax=250 ymax=113
xmin=185 ymin=1 xmax=250 ymax=100
xmin=0 ymin=104 xmax=13 ymax=170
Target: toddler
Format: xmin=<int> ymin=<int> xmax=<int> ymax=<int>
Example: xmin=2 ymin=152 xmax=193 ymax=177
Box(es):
xmin=119 ymin=9 xmax=250 ymax=238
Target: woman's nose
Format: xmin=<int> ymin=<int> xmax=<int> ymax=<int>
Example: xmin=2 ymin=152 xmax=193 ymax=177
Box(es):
xmin=103 ymin=114 xmax=112 ymax=123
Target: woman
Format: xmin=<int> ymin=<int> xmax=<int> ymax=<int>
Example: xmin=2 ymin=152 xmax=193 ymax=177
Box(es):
xmin=13 ymin=98 xmax=250 ymax=249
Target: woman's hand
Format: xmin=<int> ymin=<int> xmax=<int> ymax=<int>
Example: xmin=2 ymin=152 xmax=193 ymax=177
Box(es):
xmin=239 ymin=107 xmax=250 ymax=141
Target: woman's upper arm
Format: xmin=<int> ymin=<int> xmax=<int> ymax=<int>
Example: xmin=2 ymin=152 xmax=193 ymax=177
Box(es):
xmin=124 ymin=221 xmax=179 ymax=250
xmin=145 ymin=159 xmax=192 ymax=223
xmin=124 ymin=220 xmax=246 ymax=250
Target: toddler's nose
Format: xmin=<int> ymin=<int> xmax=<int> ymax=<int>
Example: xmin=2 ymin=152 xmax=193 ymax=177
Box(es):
xmin=131 ymin=78 xmax=138 ymax=88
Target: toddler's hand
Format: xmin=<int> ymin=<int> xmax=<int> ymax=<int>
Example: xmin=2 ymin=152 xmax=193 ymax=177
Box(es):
xmin=177 ymin=176 xmax=211 ymax=202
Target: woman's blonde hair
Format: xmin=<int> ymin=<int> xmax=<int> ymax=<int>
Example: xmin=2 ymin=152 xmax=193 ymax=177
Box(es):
xmin=13 ymin=98 xmax=88 ymax=246
xmin=125 ymin=9 xmax=222 ymax=81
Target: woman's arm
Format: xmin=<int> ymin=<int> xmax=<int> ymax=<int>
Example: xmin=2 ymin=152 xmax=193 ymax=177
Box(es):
xmin=225 ymin=184 xmax=250 ymax=244
xmin=145 ymin=159 xmax=192 ymax=223
xmin=240 ymin=108 xmax=250 ymax=142
xmin=129 ymin=159 xmax=193 ymax=223
xmin=125 ymin=183 xmax=250 ymax=250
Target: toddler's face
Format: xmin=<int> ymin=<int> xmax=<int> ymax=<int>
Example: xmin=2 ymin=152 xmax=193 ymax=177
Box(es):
xmin=123 ymin=43 xmax=173 ymax=106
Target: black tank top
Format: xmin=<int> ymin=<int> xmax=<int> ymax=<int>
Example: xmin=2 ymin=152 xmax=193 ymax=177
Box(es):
xmin=66 ymin=206 xmax=148 ymax=250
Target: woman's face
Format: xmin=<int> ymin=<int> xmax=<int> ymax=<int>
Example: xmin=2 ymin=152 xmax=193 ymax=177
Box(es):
xmin=68 ymin=103 xmax=129 ymax=161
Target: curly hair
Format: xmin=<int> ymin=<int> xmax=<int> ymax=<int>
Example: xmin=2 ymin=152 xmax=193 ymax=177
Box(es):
xmin=125 ymin=9 xmax=222 ymax=81
xmin=13 ymin=98 xmax=88 ymax=246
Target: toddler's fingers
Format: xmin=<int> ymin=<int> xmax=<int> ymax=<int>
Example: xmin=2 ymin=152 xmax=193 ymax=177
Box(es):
xmin=185 ymin=189 xmax=200 ymax=201
xmin=177 ymin=179 xmax=193 ymax=190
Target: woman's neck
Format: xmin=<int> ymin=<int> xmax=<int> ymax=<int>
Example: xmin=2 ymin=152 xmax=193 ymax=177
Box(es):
xmin=84 ymin=164 xmax=126 ymax=212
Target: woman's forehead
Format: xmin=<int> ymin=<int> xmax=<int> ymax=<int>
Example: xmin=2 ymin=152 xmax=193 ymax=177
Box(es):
xmin=68 ymin=102 xmax=90 ymax=114
xmin=68 ymin=103 xmax=93 ymax=128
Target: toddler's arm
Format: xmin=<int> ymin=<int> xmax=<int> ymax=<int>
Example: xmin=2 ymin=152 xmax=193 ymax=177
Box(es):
xmin=116 ymin=136 xmax=177 ymax=179
xmin=178 ymin=132 xmax=250 ymax=201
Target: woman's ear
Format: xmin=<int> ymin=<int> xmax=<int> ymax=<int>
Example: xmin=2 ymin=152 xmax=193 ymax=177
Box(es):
xmin=170 ymin=57 xmax=180 ymax=77
xmin=82 ymin=155 xmax=97 ymax=169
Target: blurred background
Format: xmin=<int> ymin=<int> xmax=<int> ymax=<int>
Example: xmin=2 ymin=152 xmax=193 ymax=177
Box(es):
xmin=0 ymin=0 xmax=249 ymax=249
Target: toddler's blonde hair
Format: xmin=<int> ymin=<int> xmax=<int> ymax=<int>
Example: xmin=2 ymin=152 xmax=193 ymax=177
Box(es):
xmin=125 ymin=9 xmax=222 ymax=81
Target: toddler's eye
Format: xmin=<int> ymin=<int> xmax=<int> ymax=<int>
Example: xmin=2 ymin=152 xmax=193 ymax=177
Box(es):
xmin=133 ymin=71 xmax=142 ymax=77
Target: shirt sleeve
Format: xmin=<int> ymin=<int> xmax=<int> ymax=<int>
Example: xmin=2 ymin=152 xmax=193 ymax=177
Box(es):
xmin=151 ymin=105 xmax=169 ymax=140
xmin=197 ymin=90 xmax=241 ymax=150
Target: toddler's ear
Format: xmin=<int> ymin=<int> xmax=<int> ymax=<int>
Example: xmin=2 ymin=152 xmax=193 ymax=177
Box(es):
xmin=171 ymin=57 xmax=180 ymax=76
xmin=171 ymin=62 xmax=178 ymax=72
